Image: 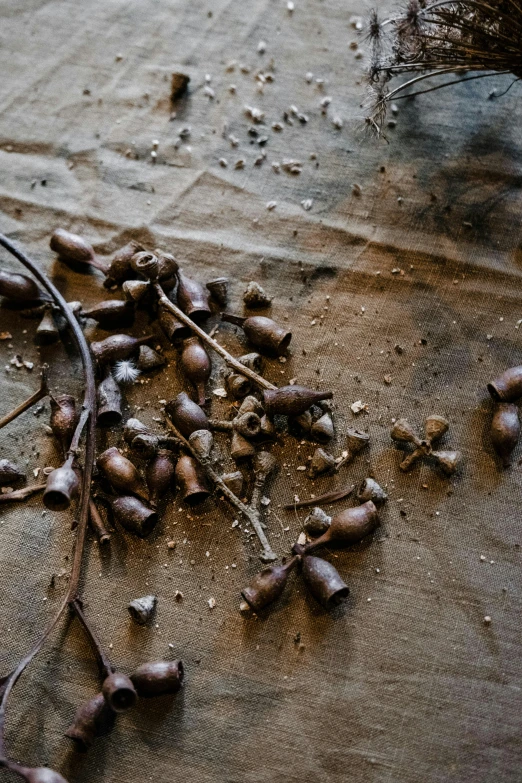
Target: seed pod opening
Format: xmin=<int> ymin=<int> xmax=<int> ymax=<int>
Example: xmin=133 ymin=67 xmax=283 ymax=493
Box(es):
xmin=110 ymin=496 xmax=158 ymax=537
xmin=128 ymin=594 xmax=157 ymax=625
xmin=302 ymin=555 xmax=349 ymax=609
xmin=424 ymin=414 xmax=449 ymax=443
xmin=357 ymin=478 xmax=388 ymax=505
xmin=221 ymin=313 xmax=292 ymax=356
xmin=65 ymin=692 xmax=115 ymax=752
xmin=225 ymin=372 xmax=252 ymax=400
xmin=303 ymin=507 xmax=332 ymax=536
xmin=206 ymin=277 xmax=228 ymax=306
xmin=174 ymin=454 xmax=210 ymax=505
xmin=488 ymin=366 xmax=522 ymax=403
xmin=159 ymin=303 xmax=191 ymax=341
xmin=130 ymin=660 xmax=184 ymax=697
xmin=82 ymin=300 xmax=135 ymax=329
xmin=130 ymin=251 xmax=161 ymax=280
xmin=43 ymin=458 xmax=79 ymax=511
xmin=96 ymin=368 xmax=122 ymax=428
xmin=238 ymin=395 xmax=264 ymax=417
xmin=0 ymin=458 xmax=26 ymax=485
xmin=176 ymin=269 xmax=211 ymax=322
xmin=241 ymin=557 xmax=299 ymax=612
xmin=166 ymin=392 xmax=209 ymax=438
xmin=308 ymin=447 xmax=336 ymax=479
xmin=146 ymin=450 xmax=176 ymax=506
xmin=490 ymin=402 xmax=520 ymax=467
xmin=345 ymin=428 xmax=370 ymax=456
xmin=101 ymin=672 xmax=138 ymax=713
xmin=0 ymin=270 xmax=42 ymax=302
xmin=310 ymin=412 xmax=334 ymax=443
xmin=97 ymin=447 xmax=148 ymax=500
xmin=263 ymin=385 xmax=333 ymax=417
xmin=154 ymin=249 xmax=179 ymax=282
xmin=180 ymin=336 xmax=211 ymax=406
xmin=234 ymin=412 xmax=262 ymax=438
xmin=50 ymin=394 xmax=78 ymax=455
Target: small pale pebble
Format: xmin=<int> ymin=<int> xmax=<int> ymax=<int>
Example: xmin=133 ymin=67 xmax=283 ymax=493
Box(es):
xmin=261 ymin=496 xmax=270 ymax=506
xmin=204 ymin=86 xmax=215 ymax=99
xmin=229 ymin=84 xmax=237 ymax=93
xmin=168 ymin=643 xmax=175 ymax=649
xmin=296 ymin=466 xmax=306 ymax=472
xmin=229 ymin=134 xmax=239 ymax=146
xmin=480 ymin=555 xmax=486 ymax=561
xmin=206 ymin=551 xmax=210 ymax=557
xmin=301 ymin=198 xmax=313 ymax=211
xmin=287 ymin=0 xmax=295 ymax=10
xmin=384 ymin=375 xmax=392 ymax=384
xmin=257 ymin=40 xmax=267 ymax=54
xmin=266 ymin=200 xmax=277 ymax=210
xmin=484 ymin=615 xmax=491 ymax=624
xmin=367 ymin=598 xmax=372 ymax=603
xmin=305 ymin=72 xmax=313 ymax=83
xmin=332 ymin=116 xmax=343 ymax=129
xmin=272 ymin=122 xmax=283 ymax=131
xmin=297 ymin=532 xmax=307 ymax=546
xmin=219 ymin=158 xmax=228 ymax=167
xmin=208 ymin=597 xmax=216 ymax=609
xmin=351 ymin=400 xmax=368 ymax=414
xmin=213 ymin=387 xmax=228 ymax=397
xmin=272 ymin=162 xmax=281 ymax=173
xmin=167 ymin=540 xmax=176 ymax=549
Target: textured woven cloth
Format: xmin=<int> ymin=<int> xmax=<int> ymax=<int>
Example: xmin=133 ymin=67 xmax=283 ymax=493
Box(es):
xmin=0 ymin=1 xmax=521 ymax=782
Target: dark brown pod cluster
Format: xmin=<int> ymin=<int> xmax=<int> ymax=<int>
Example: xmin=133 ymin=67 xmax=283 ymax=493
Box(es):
xmin=166 ymin=391 xmax=209 ymax=438
xmin=490 ymin=402 xmax=520 ymax=467
xmin=109 ymin=495 xmax=158 ymax=537
xmin=130 ymin=660 xmax=184 ymax=696
xmin=263 ymin=385 xmax=333 ymax=417
xmin=176 ymin=269 xmax=211 ymax=322
xmin=390 ymin=415 xmax=462 ymax=475
xmin=241 ymin=556 xmax=300 ymax=612
xmin=0 ymin=269 xmax=42 ymax=302
xmin=146 ymin=450 xmax=176 ymax=506
xmin=221 ymin=313 xmax=291 ymax=356
xmin=90 ymin=334 xmax=152 ymax=364
xmin=50 ymin=394 xmax=78 ymax=455
xmin=97 ymin=447 xmax=149 ymax=500
xmin=180 ymin=336 xmax=211 ymax=406
xmin=175 ymin=454 xmax=210 ymax=505
xmin=65 ymin=692 xmax=115 ymax=751
xmin=0 ymin=458 xmax=25 ymax=485
xmin=101 ymin=671 xmax=138 ymax=713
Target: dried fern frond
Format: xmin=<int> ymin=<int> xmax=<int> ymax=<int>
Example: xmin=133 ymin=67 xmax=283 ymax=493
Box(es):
xmin=365 ymin=0 xmax=522 ymax=133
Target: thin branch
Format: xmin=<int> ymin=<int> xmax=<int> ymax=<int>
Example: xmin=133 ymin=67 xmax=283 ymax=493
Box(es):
xmin=0 ymin=366 xmax=49 ymax=430
xmin=390 ymin=69 xmax=511 ymax=99
xmin=0 ymin=484 xmax=46 ymax=503
xmin=69 ymin=598 xmax=113 ymax=679
xmin=283 ymin=485 xmax=354 ymax=510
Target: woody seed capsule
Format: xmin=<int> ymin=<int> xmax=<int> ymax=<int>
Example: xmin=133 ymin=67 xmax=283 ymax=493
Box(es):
xmin=206 ymin=277 xmax=228 ymax=306
xmin=490 ymin=402 xmax=520 ymax=467
xmin=96 ymin=367 xmax=122 ymax=428
xmin=43 ymin=456 xmax=80 ymax=511
xmin=0 ymin=459 xmax=26 ymax=485
xmin=104 ymin=239 xmax=144 ymax=286
xmin=97 ymin=447 xmax=148 ymax=500
xmin=65 ymin=692 xmax=115 ymax=751
xmin=301 ymin=555 xmax=349 ymax=609
xmin=180 ymin=336 xmax=211 ymax=406
xmin=90 ymin=334 xmax=152 ymax=364
xmin=263 ymin=385 xmax=333 ymax=417
xmin=0 ymin=270 xmax=42 ymax=302
xmin=166 ymin=392 xmax=209 ymax=438
xmin=130 ymin=660 xmax=184 ymax=696
xmin=50 ymin=228 xmax=107 ymax=272
xmin=176 ymin=269 xmax=211 ymax=322
xmin=241 ymin=556 xmax=300 ymax=612
xmin=300 ymin=501 xmax=379 ymax=553
xmin=221 ymin=313 xmax=291 ymax=356
xmin=101 ymin=672 xmax=138 ymax=713
xmin=175 ymin=454 xmax=210 ymax=505
xmin=81 ymin=300 xmax=135 ymax=329
xmin=488 ymin=366 xmax=522 ymax=403
xmin=50 ymin=394 xmax=78 ymax=455
xmin=110 ymin=495 xmax=158 ymax=537
xmin=146 ymin=450 xmax=176 ymax=506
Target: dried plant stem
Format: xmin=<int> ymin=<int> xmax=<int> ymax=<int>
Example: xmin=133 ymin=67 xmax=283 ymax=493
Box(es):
xmin=69 ymin=598 xmax=112 ymax=678
xmin=165 ymin=416 xmax=277 ymax=562
xmin=153 ymin=283 xmax=277 ymax=392
xmin=0 ymin=234 xmax=97 ymax=764
xmin=0 ymin=484 xmax=46 ymax=503
xmin=0 ymin=366 xmax=49 ymax=430
xmin=283 ymin=485 xmax=354 ymax=510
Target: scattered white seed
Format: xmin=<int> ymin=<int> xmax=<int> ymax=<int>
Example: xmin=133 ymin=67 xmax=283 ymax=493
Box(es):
xmin=229 ymin=134 xmax=239 ymax=147
xmin=484 ymin=615 xmax=492 ymax=624
xmin=351 ymin=400 xmax=368 ymax=414
xmin=244 ymin=105 xmax=265 ymax=122
xmin=332 ymin=116 xmax=343 ymax=129
xmin=257 ymin=40 xmax=267 ymax=54
xmin=266 ymin=200 xmax=277 ymax=210
xmin=204 ymin=85 xmax=215 ymax=99
xmin=287 ymin=1 xmax=295 ymax=11
xmin=219 ymin=158 xmax=228 ymax=167
xmin=305 ymin=72 xmax=313 ymax=83
xmin=301 ymin=198 xmax=313 ymax=211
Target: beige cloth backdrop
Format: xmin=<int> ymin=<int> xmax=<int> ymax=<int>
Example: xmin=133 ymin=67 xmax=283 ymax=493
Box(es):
xmin=0 ymin=1 xmax=521 ymax=782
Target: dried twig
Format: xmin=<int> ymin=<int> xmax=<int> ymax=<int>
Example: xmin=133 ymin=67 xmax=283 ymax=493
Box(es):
xmin=0 ymin=366 xmax=49 ymax=430
xmin=0 ymin=484 xmax=46 ymax=503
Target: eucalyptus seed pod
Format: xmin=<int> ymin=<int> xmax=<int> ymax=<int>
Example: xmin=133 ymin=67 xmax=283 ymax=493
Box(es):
xmin=122 ymin=279 xmax=149 ymax=302
xmin=424 ymin=414 xmax=449 ymax=443
xmin=132 ymin=433 xmax=159 ymax=458
xmin=96 ymin=369 xmax=122 ymax=428
xmin=110 ymin=496 xmax=158 ymax=537
xmin=234 ymin=412 xmax=262 ymax=438
xmin=238 ymin=395 xmax=264 ymax=416
xmin=308 ymin=448 xmax=336 ymax=479
xmin=490 ymin=402 xmax=520 ymax=467
xmin=259 ymin=414 xmax=276 ymax=440
xmin=43 ymin=457 xmax=80 ymax=511
xmin=345 ymin=428 xmax=370 ymax=458
xmin=230 ymin=430 xmax=256 ymax=461
xmin=241 ymin=556 xmax=300 ymax=612
xmin=310 ymin=412 xmax=334 ymax=443
xmin=188 ymin=429 xmax=213 ymax=460
xmin=225 ymin=372 xmax=252 ymax=400
xmin=263 ymin=385 xmax=333 ymax=417
xmin=176 ymin=269 xmax=211 ymax=322
xmin=431 ymin=449 xmax=463 ymax=476
xmin=221 ymin=313 xmax=291 ymax=356
xmin=301 ymin=501 xmax=379 ymax=553
xmin=0 ymin=270 xmax=42 ymax=302
xmin=137 ymin=345 xmax=165 ymax=372
xmin=293 ymin=410 xmax=313 ymax=433
xmin=90 ymin=334 xmax=152 ymax=365
xmin=166 ymin=391 xmax=209 ymax=438
xmin=128 ymin=594 xmax=157 ymax=625
xmin=301 ymin=556 xmax=349 ymax=609
xmin=154 ymin=249 xmax=179 ymax=282
xmin=146 ymin=450 xmax=176 ymax=506
xmin=105 ymin=240 xmax=144 ymax=286
xmin=243 ymin=281 xmax=272 ymax=308
xmin=50 ymin=228 xmax=107 ymax=272
xmin=82 ymin=300 xmax=135 ymax=329
xmin=390 ymin=418 xmax=420 ymax=445
xmin=36 ymin=307 xmax=59 ymax=343
xmin=89 ymin=499 xmax=111 ymax=544
xmin=130 ymin=660 xmax=184 ymax=697
xmin=175 ymin=454 xmax=210 ymax=505
xmin=65 ymin=692 xmax=115 ymax=751
xmin=206 ymin=277 xmax=228 ymax=306
xmin=50 ymin=394 xmax=78 ymax=454
xmin=124 ymin=417 xmax=152 ymax=444
xmin=97 ymin=447 xmax=148 ymax=500
xmin=357 ymin=478 xmax=388 ymax=506
xmin=221 ymin=470 xmax=244 ymax=495
xmin=17 ymin=766 xmax=70 ymax=783
xmin=101 ymin=672 xmax=138 ymax=713
xmin=488 ymin=366 xmax=522 ymax=403
xmin=180 ymin=336 xmax=211 ymax=405
xmin=0 ymin=459 xmax=25 ymax=485
xmin=238 ymin=352 xmax=264 ymax=373
xmin=159 ymin=302 xmax=190 ymax=341
xmin=130 ymin=251 xmax=160 ymax=280
xmin=303 ymin=507 xmax=332 ymax=536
